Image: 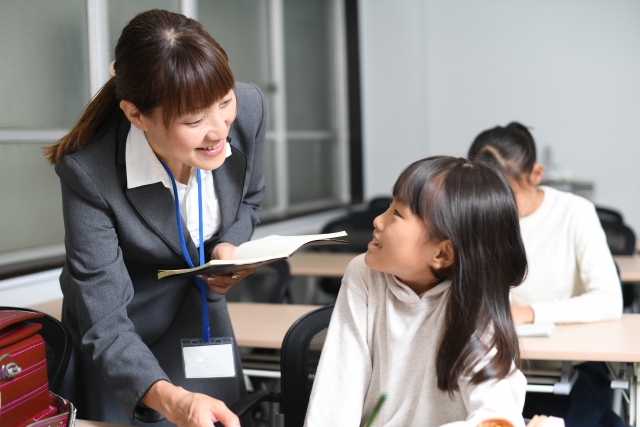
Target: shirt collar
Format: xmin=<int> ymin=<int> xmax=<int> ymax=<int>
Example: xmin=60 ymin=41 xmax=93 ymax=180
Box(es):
xmin=125 ymin=125 xmax=170 ymax=189
xmin=125 ymin=125 xmax=233 ymax=190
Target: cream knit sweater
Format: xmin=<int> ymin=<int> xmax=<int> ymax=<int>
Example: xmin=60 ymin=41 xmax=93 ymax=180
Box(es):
xmin=511 ymin=186 xmax=623 ymax=324
xmin=305 ymin=255 xmax=526 ymax=427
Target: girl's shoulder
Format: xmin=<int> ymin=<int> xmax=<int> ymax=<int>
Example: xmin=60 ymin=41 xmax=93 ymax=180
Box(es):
xmin=342 ymin=253 xmax=388 ymax=298
xmin=539 ymin=185 xmax=596 ymax=220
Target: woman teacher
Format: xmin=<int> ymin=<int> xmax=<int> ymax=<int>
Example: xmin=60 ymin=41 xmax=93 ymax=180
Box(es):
xmin=44 ymin=9 xmax=265 ymax=427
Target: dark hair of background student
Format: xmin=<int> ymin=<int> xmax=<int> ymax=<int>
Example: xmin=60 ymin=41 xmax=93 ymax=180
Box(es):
xmin=392 ymin=156 xmax=527 ymax=392
xmin=467 ymin=122 xmax=536 ymax=183
xmin=44 ymin=9 xmax=234 ymax=164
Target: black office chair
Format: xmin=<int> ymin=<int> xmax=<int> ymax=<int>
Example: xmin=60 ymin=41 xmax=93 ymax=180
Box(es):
xmin=601 ymin=222 xmax=636 ymax=256
xmin=594 ymin=206 xmax=637 ymax=309
xmin=0 ymin=307 xmax=71 ymax=394
xmin=317 ymin=197 xmax=391 ymax=295
xmin=224 ymin=259 xmax=292 ymax=304
xmin=596 ymin=206 xmax=624 ymax=225
xmin=594 ymin=205 xmax=635 ymax=255
xmin=230 ymin=304 xmax=334 ymax=427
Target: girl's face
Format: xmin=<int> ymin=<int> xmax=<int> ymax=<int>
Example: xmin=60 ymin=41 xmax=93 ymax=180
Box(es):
xmin=134 ymin=89 xmax=237 ymax=175
xmin=365 ymin=198 xmax=453 ymax=294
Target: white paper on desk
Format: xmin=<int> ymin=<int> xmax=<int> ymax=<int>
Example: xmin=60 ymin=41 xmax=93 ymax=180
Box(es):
xmin=516 ymin=323 xmax=555 ymax=337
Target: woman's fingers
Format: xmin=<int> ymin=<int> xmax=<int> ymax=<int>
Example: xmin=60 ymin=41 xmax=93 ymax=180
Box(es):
xmin=212 ymin=401 xmax=241 ymax=427
xmin=201 ymin=268 xmax=257 ymax=294
xmin=183 ymin=394 xmax=240 ymax=427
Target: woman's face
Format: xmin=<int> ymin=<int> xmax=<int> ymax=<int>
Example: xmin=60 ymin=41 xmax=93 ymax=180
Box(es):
xmin=142 ymin=89 xmax=237 ymax=173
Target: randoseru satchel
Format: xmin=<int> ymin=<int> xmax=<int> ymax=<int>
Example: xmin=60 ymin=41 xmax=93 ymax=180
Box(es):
xmin=0 ymin=310 xmax=75 ymax=427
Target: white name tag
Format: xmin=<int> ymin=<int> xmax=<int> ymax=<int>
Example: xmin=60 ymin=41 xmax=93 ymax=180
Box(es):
xmin=181 ymin=337 xmax=236 ymax=379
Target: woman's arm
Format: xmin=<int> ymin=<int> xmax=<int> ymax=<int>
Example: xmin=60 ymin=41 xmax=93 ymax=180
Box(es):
xmin=58 ymin=157 xmax=172 ymax=417
xmin=304 ymin=281 xmax=372 ymax=427
xmin=530 ymin=202 xmax=623 ymax=324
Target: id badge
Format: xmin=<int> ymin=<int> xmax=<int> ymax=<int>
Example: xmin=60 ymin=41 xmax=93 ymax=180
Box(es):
xmin=181 ymin=337 xmax=236 ymax=379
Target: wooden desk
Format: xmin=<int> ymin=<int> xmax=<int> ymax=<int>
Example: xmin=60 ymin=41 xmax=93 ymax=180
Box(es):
xmin=520 ymin=314 xmax=640 ymax=362
xmin=614 ymin=255 xmax=640 ymax=282
xmin=227 ymin=302 xmax=321 ymax=349
xmin=288 ymin=252 xmax=358 ymax=277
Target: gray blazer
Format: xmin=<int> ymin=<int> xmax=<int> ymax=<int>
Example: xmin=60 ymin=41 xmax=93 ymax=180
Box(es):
xmin=56 ymin=82 xmax=266 ymax=425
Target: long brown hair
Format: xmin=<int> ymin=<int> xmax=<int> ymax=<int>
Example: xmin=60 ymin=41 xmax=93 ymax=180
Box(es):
xmin=44 ymin=9 xmax=235 ymax=164
xmin=393 ymin=156 xmax=527 ymax=392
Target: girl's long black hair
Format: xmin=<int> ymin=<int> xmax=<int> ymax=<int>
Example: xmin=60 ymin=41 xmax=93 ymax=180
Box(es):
xmin=393 ymin=156 xmax=527 ymax=391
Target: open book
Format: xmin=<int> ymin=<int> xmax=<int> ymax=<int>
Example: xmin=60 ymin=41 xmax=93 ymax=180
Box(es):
xmin=157 ymin=231 xmax=348 ymax=279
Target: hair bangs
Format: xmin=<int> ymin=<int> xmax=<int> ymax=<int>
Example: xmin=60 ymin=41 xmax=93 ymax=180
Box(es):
xmin=392 ymin=158 xmax=450 ymax=229
xmin=393 ymin=162 xmax=427 ymax=217
xmin=156 ymin=33 xmax=235 ymax=127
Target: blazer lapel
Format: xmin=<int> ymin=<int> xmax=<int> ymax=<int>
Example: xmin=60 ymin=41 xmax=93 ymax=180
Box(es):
xmin=213 ymin=145 xmax=247 ymax=237
xmin=126 ymin=184 xmax=199 ymax=263
xmin=116 ymin=115 xmax=199 ymax=264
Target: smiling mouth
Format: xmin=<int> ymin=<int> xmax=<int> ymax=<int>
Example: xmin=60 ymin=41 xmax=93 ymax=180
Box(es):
xmin=198 ymin=141 xmax=221 ymax=151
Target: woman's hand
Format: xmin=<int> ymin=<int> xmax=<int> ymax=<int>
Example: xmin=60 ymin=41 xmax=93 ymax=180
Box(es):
xmin=197 ymin=242 xmax=256 ymax=294
xmin=511 ymin=306 xmax=535 ymax=325
xmin=141 ymin=380 xmax=240 ymax=427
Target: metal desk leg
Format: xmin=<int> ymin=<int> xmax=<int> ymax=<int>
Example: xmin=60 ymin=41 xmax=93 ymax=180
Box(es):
xmin=553 ymin=361 xmax=579 ymax=395
xmin=633 ymin=362 xmax=639 ymax=427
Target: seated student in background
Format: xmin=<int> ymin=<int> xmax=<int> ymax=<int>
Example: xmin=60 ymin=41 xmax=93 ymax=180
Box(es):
xmin=467 ymin=123 xmax=622 ymax=325
xmin=468 ymin=122 xmax=624 ymax=427
xmin=305 ymin=156 xmax=528 ymax=427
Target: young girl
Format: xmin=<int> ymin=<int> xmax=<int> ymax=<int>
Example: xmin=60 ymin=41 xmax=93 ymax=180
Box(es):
xmin=468 ymin=123 xmax=623 ymax=427
xmin=305 ymin=156 xmax=528 ymax=427
xmin=468 ymin=122 xmax=622 ymax=326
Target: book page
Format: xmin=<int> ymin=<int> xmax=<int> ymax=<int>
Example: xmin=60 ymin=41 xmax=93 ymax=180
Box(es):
xmin=157 ymin=231 xmax=347 ymax=279
xmin=232 ymin=231 xmax=347 ymax=260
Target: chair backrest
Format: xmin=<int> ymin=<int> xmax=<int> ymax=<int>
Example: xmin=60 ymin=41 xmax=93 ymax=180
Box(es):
xmin=279 ymin=304 xmax=334 ymax=427
xmin=601 ymin=222 xmax=636 ymax=255
xmin=0 ymin=307 xmax=71 ymax=394
xmin=595 ymin=206 xmax=624 ymax=225
xmin=593 ymin=205 xmax=636 ymax=256
xmin=224 ymin=259 xmax=292 ymax=304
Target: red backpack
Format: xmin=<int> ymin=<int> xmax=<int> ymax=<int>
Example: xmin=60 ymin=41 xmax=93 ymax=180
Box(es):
xmin=0 ymin=309 xmax=75 ymax=427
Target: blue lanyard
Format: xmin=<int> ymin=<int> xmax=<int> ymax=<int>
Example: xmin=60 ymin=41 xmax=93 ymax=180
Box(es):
xmin=158 ymin=159 xmax=211 ymax=342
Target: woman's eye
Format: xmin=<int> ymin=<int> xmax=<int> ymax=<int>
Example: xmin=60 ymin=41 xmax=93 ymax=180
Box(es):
xmin=393 ymin=209 xmax=401 ymax=217
xmin=221 ymin=98 xmax=233 ymax=107
xmin=186 ymin=118 xmax=204 ymax=125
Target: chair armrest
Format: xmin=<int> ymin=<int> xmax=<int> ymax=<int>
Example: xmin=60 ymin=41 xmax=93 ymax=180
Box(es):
xmin=230 ymin=391 xmax=281 ymax=418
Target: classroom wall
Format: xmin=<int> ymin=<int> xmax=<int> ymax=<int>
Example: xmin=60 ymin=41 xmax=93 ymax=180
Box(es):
xmin=360 ymin=0 xmax=640 ymax=233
